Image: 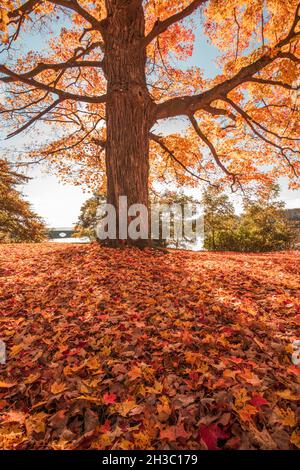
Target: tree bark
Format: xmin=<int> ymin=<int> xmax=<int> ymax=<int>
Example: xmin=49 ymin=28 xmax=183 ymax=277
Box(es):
xmin=102 ymin=1 xmax=155 ymax=247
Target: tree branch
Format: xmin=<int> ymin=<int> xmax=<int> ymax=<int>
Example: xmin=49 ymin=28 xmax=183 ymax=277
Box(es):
xmin=149 ymin=132 xmax=216 ymax=185
xmin=224 ymin=97 xmax=300 ymax=145
xmin=224 ymin=97 xmax=299 ymax=176
xmin=6 ymin=98 xmax=63 ymax=138
xmin=156 ymin=52 xmax=299 ymax=119
xmin=0 ymin=64 xmax=107 ymax=104
xmin=249 ymin=77 xmax=299 ymax=91
xmin=189 ymin=114 xmax=236 ymax=182
xmin=8 ymin=0 xmax=40 ymax=19
xmin=50 ymin=0 xmax=103 ymax=30
xmin=9 ymin=0 xmax=103 ymax=31
xmin=144 ymin=0 xmax=206 ymax=46
xmin=203 ymin=104 xmax=236 ymax=121
xmin=1 ymin=60 xmax=103 ymax=83
xmin=156 ymin=3 xmax=300 ymax=119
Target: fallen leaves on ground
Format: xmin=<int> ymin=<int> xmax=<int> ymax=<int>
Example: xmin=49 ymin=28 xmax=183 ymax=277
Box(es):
xmin=0 ymin=243 xmax=299 ymax=450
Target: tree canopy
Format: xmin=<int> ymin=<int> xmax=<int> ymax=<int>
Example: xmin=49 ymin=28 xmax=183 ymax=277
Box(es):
xmin=0 ymin=159 xmax=46 ymax=242
xmin=203 ymin=185 xmax=297 ymax=251
xmin=74 ymin=193 xmax=105 ymax=240
xmin=0 ymin=0 xmax=299 ymax=195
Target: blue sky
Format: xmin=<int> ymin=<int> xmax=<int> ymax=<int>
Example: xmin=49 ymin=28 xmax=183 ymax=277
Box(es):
xmin=1 ymin=12 xmax=299 ymax=227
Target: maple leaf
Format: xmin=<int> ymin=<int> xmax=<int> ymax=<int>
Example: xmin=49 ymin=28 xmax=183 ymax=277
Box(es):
xmin=273 ymin=407 xmax=296 ymax=427
xmin=290 ymin=432 xmax=300 ymax=449
xmin=103 ymin=392 xmax=117 ymax=404
xmin=25 ymin=412 xmax=48 ymax=437
xmin=198 ymin=424 xmax=230 ymax=450
xmin=1 ymin=410 xmax=26 ymax=424
xmin=247 ymin=422 xmax=277 ymax=450
xmin=227 ymin=357 xmax=244 ymax=364
xmin=239 ymin=369 xmax=261 ymax=386
xmin=48 ymin=410 xmax=68 ymax=430
xmin=133 ymin=431 xmax=152 ymax=450
xmin=249 ymin=394 xmax=269 ymax=409
xmin=0 ymin=381 xmax=17 ymax=388
xmin=100 ymin=419 xmax=111 ymax=433
xmin=24 ymin=373 xmax=41 ymax=384
xmin=223 ymin=369 xmax=239 ymax=379
xmin=160 ymin=423 xmax=190 ymax=442
xmin=276 ymin=390 xmax=300 ymax=401
xmin=85 ymin=356 xmax=101 ymax=371
xmin=156 ymin=396 xmax=172 ymax=422
xmin=233 ymin=388 xmax=249 ymax=409
xmin=115 ymin=399 xmax=139 ymax=417
xmin=50 ymin=382 xmax=68 ymax=395
xmin=118 ymin=439 xmax=135 ymax=450
xmin=127 ymin=365 xmax=143 ymax=380
xmin=238 ymin=404 xmax=258 ymax=423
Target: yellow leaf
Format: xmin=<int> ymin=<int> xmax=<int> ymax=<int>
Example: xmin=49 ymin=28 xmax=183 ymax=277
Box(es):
xmin=234 ymin=388 xmax=249 ymax=409
xmin=50 ymin=382 xmax=68 ymax=395
xmin=223 ymin=369 xmax=238 ymax=379
xmin=10 ymin=344 xmax=23 ymax=357
xmin=0 ymin=380 xmax=16 ymax=388
xmin=276 ymin=390 xmax=300 ymax=401
xmin=157 ymin=396 xmax=171 ymax=421
xmin=85 ymin=356 xmax=101 ymax=371
xmin=238 ymin=404 xmax=258 ymax=422
xmin=92 ymin=434 xmax=112 ymax=450
xmin=100 ymin=346 xmax=111 ymax=357
xmin=133 ymin=431 xmax=152 ymax=450
xmin=239 ymin=369 xmax=261 ymax=386
xmin=24 ymin=373 xmax=40 ymax=384
xmin=277 ymin=407 xmax=296 ymax=427
xmin=145 ymin=380 xmax=163 ymax=395
xmin=25 ymin=412 xmax=47 ymax=437
xmin=128 ymin=365 xmax=143 ymax=380
xmin=75 ymin=395 xmax=103 ymax=404
xmin=118 ymin=439 xmax=134 ymax=450
xmin=291 ymin=431 xmax=300 ymax=449
xmin=115 ymin=399 xmax=138 ymax=417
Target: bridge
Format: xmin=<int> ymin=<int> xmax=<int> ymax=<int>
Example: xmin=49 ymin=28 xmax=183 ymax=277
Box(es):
xmin=47 ymin=227 xmax=75 ymax=239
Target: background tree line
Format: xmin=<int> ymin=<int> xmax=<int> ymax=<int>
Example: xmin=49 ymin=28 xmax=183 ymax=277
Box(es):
xmin=203 ymin=186 xmax=297 ymax=252
xmin=0 ymin=159 xmax=45 ymax=243
xmin=74 ymin=185 xmax=298 ymax=252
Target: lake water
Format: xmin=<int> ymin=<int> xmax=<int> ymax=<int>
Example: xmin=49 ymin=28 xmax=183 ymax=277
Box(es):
xmin=50 ymin=238 xmax=90 ymax=244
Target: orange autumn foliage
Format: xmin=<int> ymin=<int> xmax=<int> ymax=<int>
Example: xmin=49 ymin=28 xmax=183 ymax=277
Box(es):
xmin=0 ymin=1 xmax=299 ymax=193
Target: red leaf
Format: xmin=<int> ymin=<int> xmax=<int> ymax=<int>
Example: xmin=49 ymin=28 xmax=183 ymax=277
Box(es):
xmin=249 ymin=394 xmax=269 ymax=408
xmin=103 ymin=392 xmax=117 ymax=404
xmin=287 ymin=365 xmax=300 ymax=376
xmin=100 ymin=419 xmax=111 ymax=433
xmin=227 ymin=356 xmax=243 ymax=364
xmin=198 ymin=424 xmax=229 ymax=450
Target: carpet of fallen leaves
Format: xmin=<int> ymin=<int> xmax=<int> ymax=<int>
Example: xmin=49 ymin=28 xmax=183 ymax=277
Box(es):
xmin=0 ymin=243 xmax=299 ymax=450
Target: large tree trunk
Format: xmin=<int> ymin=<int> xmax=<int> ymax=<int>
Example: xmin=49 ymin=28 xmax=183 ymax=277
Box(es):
xmin=102 ymin=1 xmax=155 ymax=247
